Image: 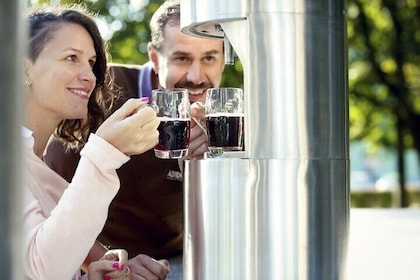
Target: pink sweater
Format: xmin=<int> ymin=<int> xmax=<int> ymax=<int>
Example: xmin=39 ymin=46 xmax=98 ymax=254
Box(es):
xmin=23 ymin=130 xmax=129 ymax=280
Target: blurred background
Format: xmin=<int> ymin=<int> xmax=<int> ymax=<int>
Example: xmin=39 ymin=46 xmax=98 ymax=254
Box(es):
xmin=27 ymin=0 xmax=420 ymax=208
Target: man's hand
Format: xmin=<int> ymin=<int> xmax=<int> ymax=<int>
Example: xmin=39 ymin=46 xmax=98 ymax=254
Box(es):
xmin=184 ymin=102 xmax=208 ymax=159
xmin=127 ymin=254 xmax=170 ymax=280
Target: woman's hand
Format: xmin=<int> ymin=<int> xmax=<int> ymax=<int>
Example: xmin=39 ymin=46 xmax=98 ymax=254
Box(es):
xmin=95 ymin=98 xmax=160 ymax=156
xmin=87 ymin=249 xmax=130 ymax=280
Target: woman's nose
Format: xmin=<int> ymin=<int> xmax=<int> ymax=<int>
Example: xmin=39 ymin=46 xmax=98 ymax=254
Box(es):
xmin=79 ymin=66 xmax=96 ymax=84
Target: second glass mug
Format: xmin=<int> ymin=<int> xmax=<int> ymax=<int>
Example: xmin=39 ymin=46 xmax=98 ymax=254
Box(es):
xmin=203 ymin=87 xmax=245 ymax=157
xmin=151 ymin=88 xmax=191 ymax=159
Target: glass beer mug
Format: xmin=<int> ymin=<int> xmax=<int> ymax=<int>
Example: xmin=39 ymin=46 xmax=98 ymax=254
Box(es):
xmin=151 ymin=88 xmax=191 ymax=159
xmin=204 ymin=87 xmax=244 ymax=157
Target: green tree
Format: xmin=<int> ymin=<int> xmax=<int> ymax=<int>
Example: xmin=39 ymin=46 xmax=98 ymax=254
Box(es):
xmin=347 ymin=0 xmax=420 ymax=206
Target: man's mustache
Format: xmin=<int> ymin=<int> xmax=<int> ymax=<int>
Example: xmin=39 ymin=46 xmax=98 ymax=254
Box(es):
xmin=175 ymin=81 xmax=213 ymax=89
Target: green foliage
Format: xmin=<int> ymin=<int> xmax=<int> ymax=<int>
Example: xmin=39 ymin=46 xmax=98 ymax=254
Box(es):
xmin=221 ymin=58 xmax=243 ymax=88
xmin=348 ymin=0 xmax=420 ymax=153
xmin=348 ymin=0 xmax=420 ymax=206
xmin=351 ymin=190 xmax=420 ymax=208
xmin=85 ymin=0 xmax=159 ymax=64
xmin=351 ymin=192 xmax=393 ymax=207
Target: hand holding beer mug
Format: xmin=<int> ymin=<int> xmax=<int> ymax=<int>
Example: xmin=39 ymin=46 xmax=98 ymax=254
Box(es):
xmin=205 ymin=87 xmax=244 ymax=157
xmin=151 ymin=89 xmax=191 ymax=159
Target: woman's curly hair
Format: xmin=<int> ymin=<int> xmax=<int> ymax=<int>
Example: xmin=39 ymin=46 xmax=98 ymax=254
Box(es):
xmin=27 ymin=4 xmax=118 ymax=150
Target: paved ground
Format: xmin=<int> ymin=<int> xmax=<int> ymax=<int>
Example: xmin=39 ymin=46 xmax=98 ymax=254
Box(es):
xmin=346 ymin=208 xmax=420 ymax=280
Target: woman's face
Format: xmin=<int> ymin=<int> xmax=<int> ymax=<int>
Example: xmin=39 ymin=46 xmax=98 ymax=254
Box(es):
xmin=26 ymin=23 xmax=97 ymax=123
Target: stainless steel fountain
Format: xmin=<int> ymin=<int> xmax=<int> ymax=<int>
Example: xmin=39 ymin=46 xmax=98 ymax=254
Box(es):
xmin=181 ymin=0 xmax=349 ymax=279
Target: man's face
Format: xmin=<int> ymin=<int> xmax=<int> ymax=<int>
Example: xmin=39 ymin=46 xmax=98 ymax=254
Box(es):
xmin=149 ymin=24 xmax=225 ymax=104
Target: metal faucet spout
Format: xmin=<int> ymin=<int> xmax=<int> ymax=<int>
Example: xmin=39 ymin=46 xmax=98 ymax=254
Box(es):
xmin=224 ymin=36 xmax=234 ymax=65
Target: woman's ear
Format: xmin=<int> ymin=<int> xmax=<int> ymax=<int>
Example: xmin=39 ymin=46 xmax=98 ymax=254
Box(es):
xmin=24 ymin=58 xmax=33 ymax=79
xmin=23 ymin=58 xmax=34 ymax=86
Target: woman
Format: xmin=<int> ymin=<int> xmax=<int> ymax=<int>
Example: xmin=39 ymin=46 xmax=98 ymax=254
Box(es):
xmin=23 ymin=4 xmax=159 ymax=279
xmin=86 ymin=249 xmax=129 ymax=280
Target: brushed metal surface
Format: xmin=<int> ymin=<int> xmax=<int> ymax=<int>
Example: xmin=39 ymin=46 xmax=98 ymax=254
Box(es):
xmin=181 ymin=0 xmax=349 ymax=279
xmin=184 ymin=159 xmax=349 ymax=280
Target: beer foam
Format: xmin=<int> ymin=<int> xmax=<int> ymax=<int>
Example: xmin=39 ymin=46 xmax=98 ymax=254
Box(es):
xmin=206 ymin=112 xmax=244 ymax=117
xmin=158 ymin=117 xmax=191 ymax=121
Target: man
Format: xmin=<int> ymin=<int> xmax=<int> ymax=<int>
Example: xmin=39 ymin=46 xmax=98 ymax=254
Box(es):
xmin=44 ymin=0 xmax=226 ymax=279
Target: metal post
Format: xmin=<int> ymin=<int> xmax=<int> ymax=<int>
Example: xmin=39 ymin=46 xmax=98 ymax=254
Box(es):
xmin=182 ymin=0 xmax=349 ymax=279
xmin=0 ymin=0 xmax=25 ymax=279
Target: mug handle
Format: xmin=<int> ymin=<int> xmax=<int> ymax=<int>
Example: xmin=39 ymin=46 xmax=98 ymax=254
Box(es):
xmin=190 ymin=101 xmax=208 ymax=136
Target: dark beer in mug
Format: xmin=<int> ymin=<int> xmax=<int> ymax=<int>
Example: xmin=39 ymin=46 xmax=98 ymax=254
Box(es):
xmin=206 ymin=113 xmax=244 ymax=151
xmin=155 ymin=117 xmax=190 ymax=158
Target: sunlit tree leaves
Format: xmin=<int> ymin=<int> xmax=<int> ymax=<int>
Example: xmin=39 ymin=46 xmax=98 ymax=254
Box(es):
xmin=348 ymin=0 xmax=420 ymax=206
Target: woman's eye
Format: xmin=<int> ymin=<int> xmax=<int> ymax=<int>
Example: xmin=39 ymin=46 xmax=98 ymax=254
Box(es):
xmin=66 ymin=55 xmax=77 ymax=62
xmin=89 ymin=59 xmax=96 ymax=68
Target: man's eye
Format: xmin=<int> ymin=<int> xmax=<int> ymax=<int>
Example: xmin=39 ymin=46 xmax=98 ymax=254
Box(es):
xmin=175 ymin=57 xmax=188 ymax=62
xmin=205 ymin=56 xmax=216 ymax=62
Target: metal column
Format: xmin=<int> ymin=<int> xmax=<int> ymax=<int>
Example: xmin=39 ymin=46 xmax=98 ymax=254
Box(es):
xmin=0 ymin=1 xmax=25 ymax=279
xmin=182 ymin=0 xmax=349 ymax=279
